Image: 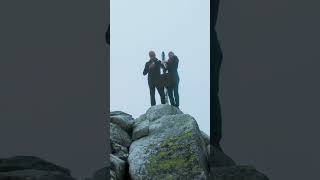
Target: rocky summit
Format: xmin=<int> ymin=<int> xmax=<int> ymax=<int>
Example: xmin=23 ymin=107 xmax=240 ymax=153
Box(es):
xmin=109 ymin=104 xmax=269 ymax=180
xmin=0 ymin=105 xmax=269 ymax=180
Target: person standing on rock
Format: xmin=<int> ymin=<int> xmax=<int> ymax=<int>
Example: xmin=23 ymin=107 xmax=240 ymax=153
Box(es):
xmin=164 ymin=51 xmax=180 ymax=108
xmin=143 ymin=51 xmax=166 ymax=106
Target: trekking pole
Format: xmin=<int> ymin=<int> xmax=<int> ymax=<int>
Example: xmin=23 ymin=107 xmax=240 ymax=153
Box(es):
xmin=161 ymin=51 xmax=169 ymax=104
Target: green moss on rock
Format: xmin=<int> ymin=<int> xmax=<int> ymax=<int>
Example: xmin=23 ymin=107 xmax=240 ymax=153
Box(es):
xmin=145 ymin=130 xmax=203 ymax=178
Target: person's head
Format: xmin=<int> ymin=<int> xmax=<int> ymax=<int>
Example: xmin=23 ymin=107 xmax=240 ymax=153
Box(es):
xmin=149 ymin=51 xmax=156 ymax=59
xmin=168 ymin=51 xmax=175 ymax=59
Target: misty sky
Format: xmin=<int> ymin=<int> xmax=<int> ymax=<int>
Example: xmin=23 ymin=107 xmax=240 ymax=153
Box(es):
xmin=110 ymin=0 xmax=210 ymax=134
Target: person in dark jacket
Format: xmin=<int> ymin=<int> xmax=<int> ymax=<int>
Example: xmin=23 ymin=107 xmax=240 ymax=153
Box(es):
xmin=165 ymin=51 xmax=180 ymax=108
xmin=143 ymin=51 xmax=166 ymax=106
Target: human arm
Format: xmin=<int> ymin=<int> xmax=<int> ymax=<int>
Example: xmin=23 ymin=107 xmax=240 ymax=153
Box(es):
xmin=143 ymin=62 xmax=149 ymax=75
xmin=172 ymin=56 xmax=179 ymax=70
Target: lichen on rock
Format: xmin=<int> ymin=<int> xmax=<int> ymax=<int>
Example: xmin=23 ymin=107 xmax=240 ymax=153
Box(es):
xmin=128 ymin=106 xmax=209 ymax=180
xmin=109 ymin=105 xmax=269 ymax=180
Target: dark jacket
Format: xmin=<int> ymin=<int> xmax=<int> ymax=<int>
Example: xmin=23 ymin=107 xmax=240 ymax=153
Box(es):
xmin=165 ymin=55 xmax=180 ymax=85
xmin=143 ymin=58 xmax=163 ymax=86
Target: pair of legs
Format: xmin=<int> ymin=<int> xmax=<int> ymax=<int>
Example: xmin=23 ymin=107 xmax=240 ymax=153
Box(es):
xmin=167 ymin=82 xmax=179 ymax=108
xmin=149 ymin=84 xmax=166 ymax=106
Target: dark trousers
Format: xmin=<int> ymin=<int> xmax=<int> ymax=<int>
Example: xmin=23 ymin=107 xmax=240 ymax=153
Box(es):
xmin=149 ymin=84 xmax=166 ymax=106
xmin=167 ymin=82 xmax=179 ymax=107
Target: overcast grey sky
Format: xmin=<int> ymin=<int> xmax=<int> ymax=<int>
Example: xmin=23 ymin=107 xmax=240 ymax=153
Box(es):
xmin=110 ymin=0 xmax=210 ymax=134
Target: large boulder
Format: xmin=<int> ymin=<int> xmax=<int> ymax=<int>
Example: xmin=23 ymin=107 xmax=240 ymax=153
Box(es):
xmin=201 ymin=131 xmax=210 ymax=146
xmin=110 ymin=113 xmax=134 ymax=134
xmin=131 ymin=114 xmax=150 ymax=141
xmin=110 ymin=123 xmax=132 ymax=148
xmin=0 ymin=156 xmax=76 ymax=180
xmin=128 ymin=105 xmax=209 ymax=180
xmin=145 ymin=104 xmax=183 ymax=121
xmin=200 ymin=131 xmax=211 ymax=164
xmin=110 ymin=111 xmax=132 ymax=117
xmin=110 ymin=154 xmax=126 ymax=180
xmin=134 ymin=114 xmax=147 ymax=124
xmin=111 ymin=143 xmax=129 ymax=161
xmin=132 ymin=119 xmax=149 ymax=141
xmin=109 ymin=106 xmax=269 ymax=180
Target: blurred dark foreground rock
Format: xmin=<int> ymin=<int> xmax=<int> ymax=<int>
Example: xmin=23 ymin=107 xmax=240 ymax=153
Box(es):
xmin=0 ymin=156 xmax=76 ymax=180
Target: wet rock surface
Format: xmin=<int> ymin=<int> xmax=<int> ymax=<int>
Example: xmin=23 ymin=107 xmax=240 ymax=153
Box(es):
xmin=0 ymin=105 xmax=269 ymax=180
xmin=109 ymin=105 xmax=269 ymax=180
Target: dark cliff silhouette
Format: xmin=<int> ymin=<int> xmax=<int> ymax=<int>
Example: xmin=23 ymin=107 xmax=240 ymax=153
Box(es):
xmin=106 ymin=25 xmax=110 ymax=45
xmin=211 ymin=0 xmax=223 ymax=149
